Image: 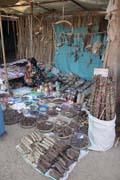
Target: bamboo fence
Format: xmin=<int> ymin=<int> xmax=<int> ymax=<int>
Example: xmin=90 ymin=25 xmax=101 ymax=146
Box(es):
xmin=17 ymin=15 xmax=53 ymax=64
xmin=16 ymin=14 xmax=105 ymax=64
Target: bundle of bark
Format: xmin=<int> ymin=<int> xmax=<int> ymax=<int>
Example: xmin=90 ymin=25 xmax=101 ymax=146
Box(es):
xmin=18 ymin=130 xmax=80 ymax=180
xmin=37 ymin=142 xmax=79 ymax=179
xmin=19 ymin=130 xmax=56 ymax=164
xmin=89 ymin=75 xmax=115 ymax=120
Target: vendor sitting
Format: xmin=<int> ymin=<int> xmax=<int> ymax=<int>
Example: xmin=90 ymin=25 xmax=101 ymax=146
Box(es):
xmin=24 ymin=57 xmax=44 ymax=87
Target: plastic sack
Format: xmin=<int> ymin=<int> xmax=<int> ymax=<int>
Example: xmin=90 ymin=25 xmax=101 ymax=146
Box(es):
xmin=88 ymin=112 xmax=116 ymax=151
xmin=0 ymin=105 xmax=5 ymax=136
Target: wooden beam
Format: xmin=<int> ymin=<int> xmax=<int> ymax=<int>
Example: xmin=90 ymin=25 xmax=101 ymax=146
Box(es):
xmin=0 ymin=15 xmax=9 ymax=92
xmin=37 ymin=0 xmax=70 ymax=5
xmin=43 ymin=10 xmax=106 ymax=17
xmin=73 ymin=10 xmax=106 ymax=16
xmin=0 ymin=3 xmax=30 ymax=8
xmin=36 ymin=4 xmax=52 ymax=12
xmin=1 ymin=15 xmax=18 ymax=19
xmin=70 ymin=0 xmax=89 ymax=11
xmin=0 ymin=0 xmax=70 ymax=8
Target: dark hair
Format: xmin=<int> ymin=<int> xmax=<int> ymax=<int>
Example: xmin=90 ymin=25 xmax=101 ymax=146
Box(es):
xmin=30 ymin=57 xmax=37 ymax=67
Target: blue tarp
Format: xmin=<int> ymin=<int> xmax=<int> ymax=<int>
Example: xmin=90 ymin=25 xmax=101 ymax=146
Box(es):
xmin=54 ymin=25 xmax=106 ymax=80
xmin=0 ymin=106 xmax=5 ymax=136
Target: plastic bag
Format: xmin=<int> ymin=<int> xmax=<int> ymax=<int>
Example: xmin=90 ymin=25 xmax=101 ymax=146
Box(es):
xmin=0 ymin=106 xmax=5 ymax=136
xmin=88 ymin=112 xmax=116 ymax=151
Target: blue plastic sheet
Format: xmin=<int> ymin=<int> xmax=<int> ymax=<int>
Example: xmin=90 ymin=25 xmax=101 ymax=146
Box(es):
xmin=54 ymin=25 xmax=106 ymax=80
xmin=0 ymin=106 xmax=5 ymax=136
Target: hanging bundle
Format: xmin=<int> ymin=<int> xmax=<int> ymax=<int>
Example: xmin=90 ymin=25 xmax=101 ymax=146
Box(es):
xmin=67 ymin=33 xmax=74 ymax=46
xmin=52 ymin=1 xmax=73 ymax=50
xmin=53 ymin=20 xmax=73 ymax=48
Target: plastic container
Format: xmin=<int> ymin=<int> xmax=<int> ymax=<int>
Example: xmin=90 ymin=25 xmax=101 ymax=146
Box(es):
xmin=0 ymin=105 xmax=5 ymax=136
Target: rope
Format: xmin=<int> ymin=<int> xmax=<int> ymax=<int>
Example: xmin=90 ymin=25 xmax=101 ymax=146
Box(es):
xmin=62 ymin=0 xmax=65 ymax=20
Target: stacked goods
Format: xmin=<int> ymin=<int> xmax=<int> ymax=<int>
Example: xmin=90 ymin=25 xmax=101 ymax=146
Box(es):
xmin=42 ymin=145 xmax=79 ymax=179
xmin=19 ymin=130 xmax=56 ymax=164
xmin=37 ymin=142 xmax=79 ymax=175
xmin=89 ymin=75 xmax=115 ymax=120
xmin=18 ymin=131 xmax=80 ymax=180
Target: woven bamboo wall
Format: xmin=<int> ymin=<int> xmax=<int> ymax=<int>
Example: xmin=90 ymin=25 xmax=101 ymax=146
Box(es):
xmin=16 ymin=14 xmax=105 ymax=64
xmin=17 ymin=15 xmax=53 ymax=64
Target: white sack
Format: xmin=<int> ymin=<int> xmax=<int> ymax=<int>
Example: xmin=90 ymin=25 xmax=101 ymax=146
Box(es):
xmin=88 ymin=112 xmax=116 ymax=151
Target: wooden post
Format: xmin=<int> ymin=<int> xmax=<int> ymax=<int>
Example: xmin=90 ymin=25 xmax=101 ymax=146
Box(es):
xmin=30 ymin=15 xmax=33 ymax=57
xmin=103 ymin=0 xmax=120 ymax=124
xmin=30 ymin=2 xmax=33 ymax=57
xmin=0 ymin=15 xmax=9 ymax=92
xmin=51 ymin=26 xmax=55 ymax=64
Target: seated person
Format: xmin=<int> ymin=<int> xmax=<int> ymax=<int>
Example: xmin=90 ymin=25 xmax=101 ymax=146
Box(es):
xmin=24 ymin=57 xmax=44 ymax=87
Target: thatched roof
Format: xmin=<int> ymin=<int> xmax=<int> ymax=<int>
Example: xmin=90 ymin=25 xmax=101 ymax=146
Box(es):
xmin=0 ymin=0 xmax=109 ymax=15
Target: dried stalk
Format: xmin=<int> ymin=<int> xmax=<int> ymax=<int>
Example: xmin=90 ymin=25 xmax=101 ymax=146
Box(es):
xmin=90 ymin=75 xmax=115 ymax=121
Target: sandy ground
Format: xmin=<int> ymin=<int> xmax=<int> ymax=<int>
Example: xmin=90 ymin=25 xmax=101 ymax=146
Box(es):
xmin=0 ymin=125 xmax=120 ymax=180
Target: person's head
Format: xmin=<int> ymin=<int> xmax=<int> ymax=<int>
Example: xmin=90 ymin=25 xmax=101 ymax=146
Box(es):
xmin=28 ymin=57 xmax=37 ymax=67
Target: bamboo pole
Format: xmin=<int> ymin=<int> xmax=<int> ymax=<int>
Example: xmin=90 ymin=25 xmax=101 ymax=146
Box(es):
xmin=30 ymin=3 xmax=33 ymax=57
xmin=0 ymin=15 xmax=9 ymax=92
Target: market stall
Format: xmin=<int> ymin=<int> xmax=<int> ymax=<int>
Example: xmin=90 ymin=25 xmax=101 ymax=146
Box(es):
xmin=0 ymin=0 xmax=120 ymax=180
xmin=0 ymin=66 xmax=116 ymax=179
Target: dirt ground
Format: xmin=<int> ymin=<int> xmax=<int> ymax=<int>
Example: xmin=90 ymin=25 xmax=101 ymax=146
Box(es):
xmin=0 ymin=125 xmax=120 ymax=180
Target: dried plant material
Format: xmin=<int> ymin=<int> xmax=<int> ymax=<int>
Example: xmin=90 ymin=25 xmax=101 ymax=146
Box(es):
xmin=71 ymin=133 xmax=89 ymax=149
xmin=89 ymin=75 xmax=115 ymax=120
xmin=92 ymin=41 xmax=103 ymax=55
xmin=48 ymin=109 xmax=58 ymax=117
xmin=54 ymin=125 xmax=73 ymax=139
xmin=69 ymin=121 xmax=81 ymax=133
xmin=61 ymin=109 xmax=77 ymax=118
xmin=19 ymin=130 xmax=56 ymax=164
xmin=3 ymin=109 xmax=22 ymax=125
xmin=37 ymin=121 xmax=55 ymax=133
xmin=20 ymin=117 xmax=36 ymax=128
xmin=37 ymin=114 xmax=49 ymax=121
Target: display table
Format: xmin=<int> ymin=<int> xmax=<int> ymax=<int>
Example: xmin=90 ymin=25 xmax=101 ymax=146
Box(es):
xmin=0 ymin=59 xmax=27 ymax=82
xmin=0 ymin=65 xmax=25 ymax=81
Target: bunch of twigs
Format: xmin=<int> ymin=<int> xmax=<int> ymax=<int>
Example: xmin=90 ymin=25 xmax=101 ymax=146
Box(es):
xmin=89 ymin=75 xmax=115 ymax=120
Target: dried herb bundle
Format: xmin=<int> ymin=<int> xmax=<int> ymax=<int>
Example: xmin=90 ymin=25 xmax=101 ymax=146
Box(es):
xmin=89 ymin=75 xmax=115 ymax=120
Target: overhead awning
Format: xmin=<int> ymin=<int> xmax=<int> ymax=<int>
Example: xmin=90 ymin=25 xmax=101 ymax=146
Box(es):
xmin=0 ymin=0 xmax=109 ymax=15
